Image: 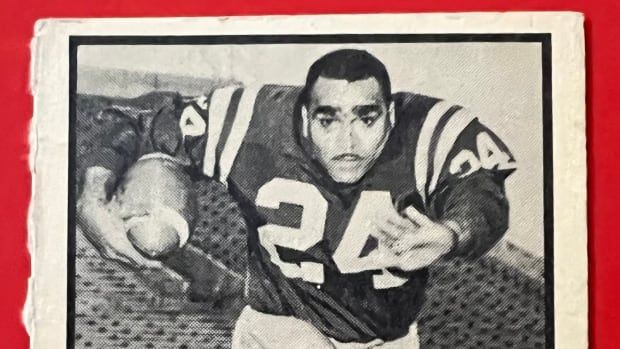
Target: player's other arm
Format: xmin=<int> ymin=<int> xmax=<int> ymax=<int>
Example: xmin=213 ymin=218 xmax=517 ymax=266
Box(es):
xmin=78 ymin=115 xmax=136 ymax=239
xmin=77 ymin=92 xmax=196 ymax=267
xmin=77 ymin=85 xmax=253 ymax=267
xmin=76 ymin=107 xmax=164 ymax=267
xmin=425 ymin=116 xmax=516 ymax=260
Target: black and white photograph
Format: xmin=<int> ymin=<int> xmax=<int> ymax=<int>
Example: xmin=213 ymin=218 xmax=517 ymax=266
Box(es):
xmin=27 ymin=13 xmax=587 ymax=349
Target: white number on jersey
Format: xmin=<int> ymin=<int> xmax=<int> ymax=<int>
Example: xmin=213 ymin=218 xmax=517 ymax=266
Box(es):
xmin=256 ymin=178 xmax=327 ymax=284
xmin=179 ymin=105 xmax=207 ymax=137
xmin=450 ymin=132 xmax=516 ymax=176
xmin=256 ymin=179 xmax=408 ymax=289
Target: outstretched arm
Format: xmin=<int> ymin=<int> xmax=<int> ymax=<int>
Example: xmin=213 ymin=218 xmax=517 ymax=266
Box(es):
xmin=372 ymin=115 xmax=515 ymax=271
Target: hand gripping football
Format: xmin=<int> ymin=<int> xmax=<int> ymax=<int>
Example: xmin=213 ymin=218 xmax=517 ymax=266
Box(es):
xmin=113 ymin=153 xmax=196 ymax=258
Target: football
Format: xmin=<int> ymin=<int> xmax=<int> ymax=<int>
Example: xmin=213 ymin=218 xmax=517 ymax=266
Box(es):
xmin=126 ymin=217 xmax=181 ymax=257
xmin=114 ymin=153 xmax=197 ymax=258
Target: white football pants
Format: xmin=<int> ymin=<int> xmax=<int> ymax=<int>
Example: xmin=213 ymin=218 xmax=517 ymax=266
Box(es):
xmin=231 ymin=305 xmax=420 ymax=349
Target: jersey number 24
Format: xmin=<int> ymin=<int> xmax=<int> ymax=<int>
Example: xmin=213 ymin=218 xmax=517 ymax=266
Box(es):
xmin=256 ymin=178 xmax=408 ymax=290
xmin=255 ymin=132 xmax=514 ymax=289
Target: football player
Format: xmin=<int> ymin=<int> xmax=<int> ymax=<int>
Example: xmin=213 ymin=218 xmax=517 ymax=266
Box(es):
xmin=77 ymin=49 xmax=515 ymax=348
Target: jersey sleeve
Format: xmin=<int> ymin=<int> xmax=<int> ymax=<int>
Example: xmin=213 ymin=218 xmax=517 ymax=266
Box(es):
xmin=199 ymin=85 xmax=262 ymax=183
xmin=414 ymin=105 xmax=516 ymax=259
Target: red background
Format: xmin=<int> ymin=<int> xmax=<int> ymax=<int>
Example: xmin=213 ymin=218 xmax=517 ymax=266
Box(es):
xmin=1 ymin=0 xmax=616 ymax=348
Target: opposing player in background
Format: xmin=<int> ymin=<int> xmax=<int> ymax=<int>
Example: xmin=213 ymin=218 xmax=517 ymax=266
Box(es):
xmin=77 ymin=49 xmax=516 ymax=348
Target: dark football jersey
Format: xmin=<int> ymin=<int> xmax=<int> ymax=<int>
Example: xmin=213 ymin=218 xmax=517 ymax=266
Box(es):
xmin=198 ymin=85 xmax=515 ymax=342
xmin=81 ymin=84 xmax=515 ymax=343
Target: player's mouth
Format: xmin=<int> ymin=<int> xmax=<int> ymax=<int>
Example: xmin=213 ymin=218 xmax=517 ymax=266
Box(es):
xmin=333 ymin=154 xmax=363 ymax=162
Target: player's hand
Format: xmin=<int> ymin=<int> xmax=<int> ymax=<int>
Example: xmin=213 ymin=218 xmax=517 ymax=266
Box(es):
xmin=77 ymin=196 xmax=163 ymax=269
xmin=370 ymin=206 xmax=456 ymax=271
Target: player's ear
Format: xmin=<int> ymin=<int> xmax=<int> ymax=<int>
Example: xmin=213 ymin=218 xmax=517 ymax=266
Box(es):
xmin=301 ymin=105 xmax=309 ymax=138
xmin=388 ymin=100 xmax=395 ymax=128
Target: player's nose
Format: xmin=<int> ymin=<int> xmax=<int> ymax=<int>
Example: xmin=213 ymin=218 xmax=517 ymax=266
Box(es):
xmin=340 ymin=125 xmax=356 ymax=151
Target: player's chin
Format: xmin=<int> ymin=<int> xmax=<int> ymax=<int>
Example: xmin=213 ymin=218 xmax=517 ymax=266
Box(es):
xmin=328 ymin=162 xmax=369 ymax=184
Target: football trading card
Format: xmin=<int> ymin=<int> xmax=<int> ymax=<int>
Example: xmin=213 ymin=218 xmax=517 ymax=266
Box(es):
xmin=27 ymin=13 xmax=586 ymax=348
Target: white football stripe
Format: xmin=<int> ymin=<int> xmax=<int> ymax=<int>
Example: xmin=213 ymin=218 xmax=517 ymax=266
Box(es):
xmin=218 ymin=85 xmax=261 ymax=183
xmin=428 ymin=108 xmax=476 ymax=195
xmin=203 ymin=86 xmax=239 ymax=177
xmin=414 ymin=100 xmax=453 ymax=203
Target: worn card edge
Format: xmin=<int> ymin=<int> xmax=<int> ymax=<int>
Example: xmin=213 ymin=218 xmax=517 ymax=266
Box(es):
xmin=26 ymin=12 xmax=586 ymax=348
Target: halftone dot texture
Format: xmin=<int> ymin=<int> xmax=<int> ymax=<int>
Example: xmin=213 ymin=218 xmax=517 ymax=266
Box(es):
xmin=74 ymin=94 xmax=544 ymax=348
xmin=190 ymin=179 xmax=248 ymax=274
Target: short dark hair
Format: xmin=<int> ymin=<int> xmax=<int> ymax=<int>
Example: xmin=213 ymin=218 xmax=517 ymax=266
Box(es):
xmin=302 ymin=49 xmax=392 ymax=105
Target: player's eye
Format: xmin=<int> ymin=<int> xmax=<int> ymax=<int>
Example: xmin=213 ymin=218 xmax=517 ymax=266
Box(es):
xmin=318 ymin=118 xmax=335 ymax=128
xmin=354 ymin=105 xmax=381 ymax=127
xmin=360 ymin=114 xmax=378 ymax=126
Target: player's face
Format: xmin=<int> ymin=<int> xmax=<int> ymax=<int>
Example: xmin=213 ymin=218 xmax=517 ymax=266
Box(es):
xmin=303 ymin=76 xmax=393 ymax=184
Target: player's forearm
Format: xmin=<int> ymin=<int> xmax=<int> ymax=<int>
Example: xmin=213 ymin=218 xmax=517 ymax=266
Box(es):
xmin=432 ymin=170 xmax=510 ymax=260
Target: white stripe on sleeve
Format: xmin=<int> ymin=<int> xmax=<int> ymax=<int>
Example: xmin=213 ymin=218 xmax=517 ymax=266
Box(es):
xmin=427 ymin=108 xmax=476 ymax=195
xmin=218 ymin=85 xmax=262 ymax=183
xmin=414 ymin=100 xmax=453 ymax=203
xmin=202 ymin=86 xmax=238 ymax=177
